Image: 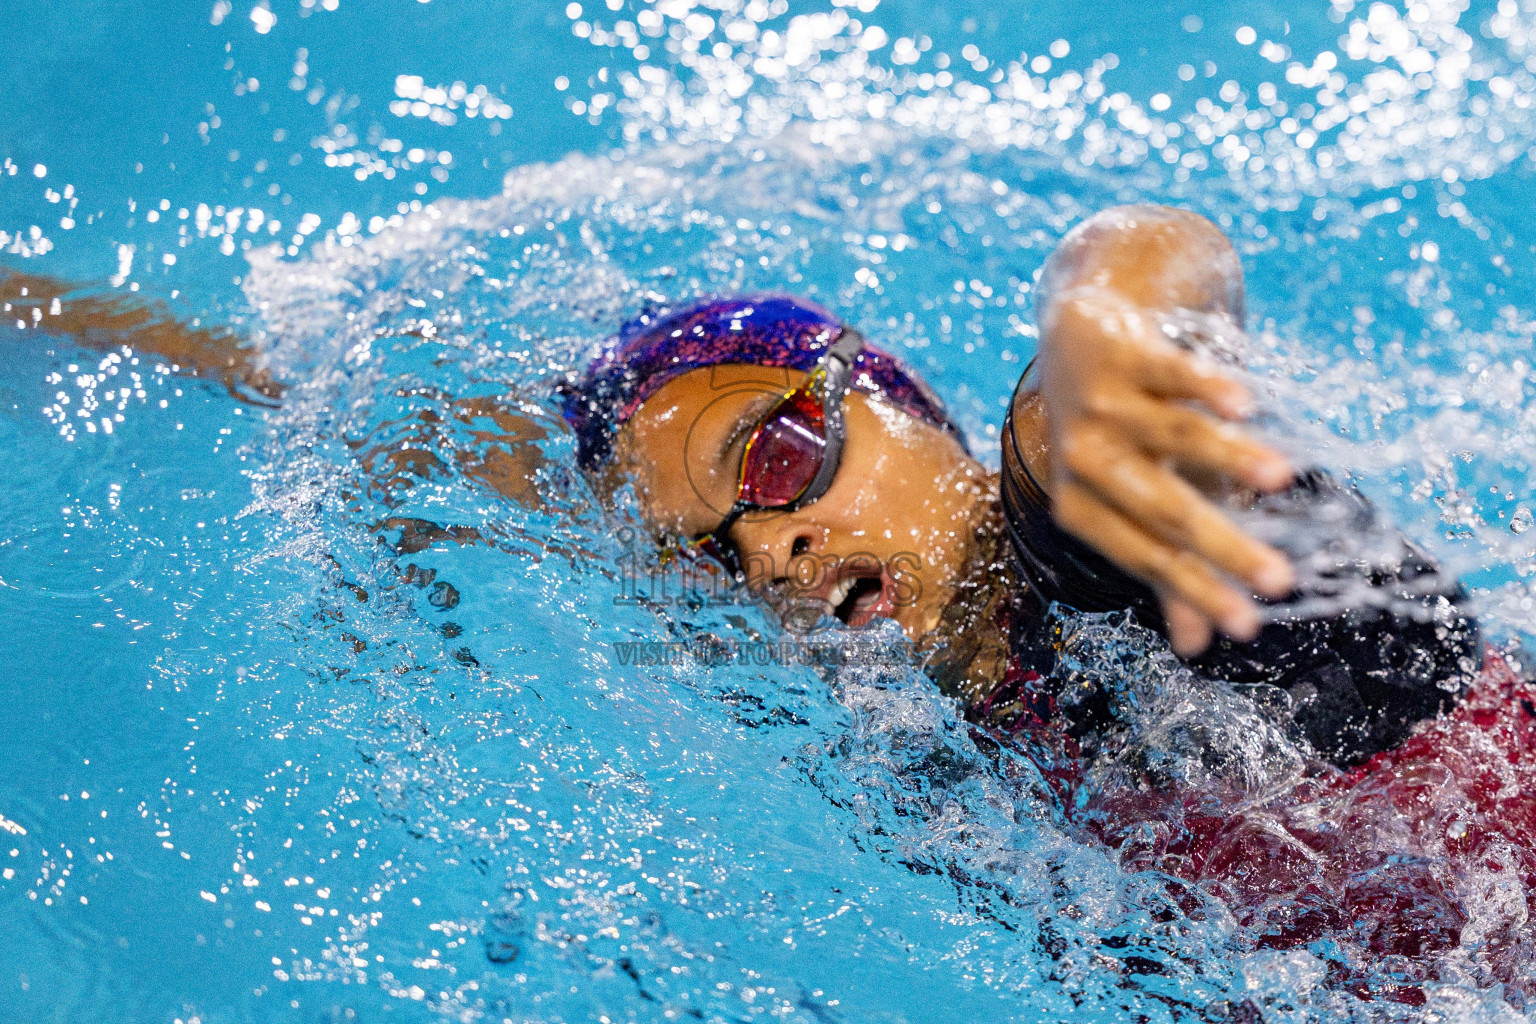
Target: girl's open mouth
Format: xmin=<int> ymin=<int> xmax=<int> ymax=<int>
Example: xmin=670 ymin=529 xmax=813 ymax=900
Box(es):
xmin=826 ymin=567 xmax=896 ymax=628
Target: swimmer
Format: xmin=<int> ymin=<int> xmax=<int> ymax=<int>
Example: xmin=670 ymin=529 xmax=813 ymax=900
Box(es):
xmin=557 ymin=208 xmax=1536 ymax=975
xmin=562 ymin=205 xmax=1480 ymax=770
xmin=0 ymin=206 xmax=1482 ymax=768
xmin=6 ymin=206 xmax=1529 ymax=971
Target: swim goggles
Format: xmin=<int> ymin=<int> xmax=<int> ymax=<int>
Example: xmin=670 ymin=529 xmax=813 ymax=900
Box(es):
xmin=682 ymin=327 xmax=864 ymax=579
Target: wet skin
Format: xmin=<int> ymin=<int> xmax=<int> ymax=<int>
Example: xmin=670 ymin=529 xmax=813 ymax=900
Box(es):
xmin=618 ymin=205 xmax=1300 ymax=655
xmin=2 ymin=203 xmax=1301 ymax=656
xmin=615 ymin=362 xmax=991 ymax=638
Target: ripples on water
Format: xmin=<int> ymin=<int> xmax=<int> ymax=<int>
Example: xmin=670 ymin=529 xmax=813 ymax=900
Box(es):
xmin=4 ymin=0 xmax=1536 ymax=1021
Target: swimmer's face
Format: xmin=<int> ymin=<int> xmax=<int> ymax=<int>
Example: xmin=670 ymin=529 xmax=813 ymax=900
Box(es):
xmin=615 ymin=363 xmax=990 ymax=639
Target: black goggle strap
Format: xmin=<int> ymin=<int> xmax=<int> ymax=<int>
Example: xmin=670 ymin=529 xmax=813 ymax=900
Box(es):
xmin=692 ymin=500 xmax=749 ymax=579
xmin=792 ymin=327 xmax=861 ymax=510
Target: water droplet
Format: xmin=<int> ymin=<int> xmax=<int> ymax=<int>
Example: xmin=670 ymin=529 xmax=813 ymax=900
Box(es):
xmin=1511 ymin=507 xmax=1533 ymax=534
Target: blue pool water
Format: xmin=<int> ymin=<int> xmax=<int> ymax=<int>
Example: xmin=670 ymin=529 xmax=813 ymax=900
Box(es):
xmin=3 ymin=0 xmax=1536 ymax=1021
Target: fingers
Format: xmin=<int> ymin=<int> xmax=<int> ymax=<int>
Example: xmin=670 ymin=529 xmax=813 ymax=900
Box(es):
xmin=1097 ymin=391 xmax=1293 ymax=492
xmin=1053 ymin=483 xmax=1264 ymax=643
xmin=1054 ymin=484 xmax=1264 ymax=641
xmin=1134 ymin=336 xmax=1254 ymax=421
xmin=1159 ymin=592 xmax=1214 ymax=658
xmin=1041 ymin=292 xmax=1296 ymax=656
xmin=1059 ymin=428 xmax=1294 ymax=600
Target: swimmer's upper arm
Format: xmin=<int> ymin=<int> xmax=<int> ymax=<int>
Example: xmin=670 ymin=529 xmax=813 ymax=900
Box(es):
xmin=450 ymin=397 xmax=552 ymax=511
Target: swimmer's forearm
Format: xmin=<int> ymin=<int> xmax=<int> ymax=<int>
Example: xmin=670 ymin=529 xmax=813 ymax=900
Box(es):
xmin=0 ymin=265 xmax=281 ymax=403
xmin=1024 ymin=205 xmax=1294 ymax=655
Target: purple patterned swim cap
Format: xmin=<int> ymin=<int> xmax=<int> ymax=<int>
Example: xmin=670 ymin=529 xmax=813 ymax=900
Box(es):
xmin=559 ymin=294 xmax=964 ymax=470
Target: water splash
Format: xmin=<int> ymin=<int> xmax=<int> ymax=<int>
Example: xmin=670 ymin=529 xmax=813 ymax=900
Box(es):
xmin=7 ymin=0 xmax=1536 ymax=1021
xmin=221 ymin=0 xmax=1536 ymax=1015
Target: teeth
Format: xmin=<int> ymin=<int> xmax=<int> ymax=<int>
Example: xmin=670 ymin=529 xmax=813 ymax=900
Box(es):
xmin=827 ymin=577 xmax=853 ymax=610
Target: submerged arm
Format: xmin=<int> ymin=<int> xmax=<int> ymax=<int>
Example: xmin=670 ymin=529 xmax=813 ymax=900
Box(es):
xmin=0 ymin=265 xmax=282 ymax=403
xmin=1013 ymin=205 xmax=1296 ymax=655
xmin=1 ymin=264 xmax=549 ymax=514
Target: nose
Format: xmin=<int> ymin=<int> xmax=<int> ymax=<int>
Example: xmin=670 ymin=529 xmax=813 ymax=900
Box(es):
xmin=731 ymin=513 xmax=843 ymax=634
xmin=731 ymin=512 xmax=821 ymax=590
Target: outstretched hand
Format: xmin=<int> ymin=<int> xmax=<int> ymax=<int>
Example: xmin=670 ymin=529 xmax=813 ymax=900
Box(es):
xmin=1037 ymin=285 xmax=1296 ymax=656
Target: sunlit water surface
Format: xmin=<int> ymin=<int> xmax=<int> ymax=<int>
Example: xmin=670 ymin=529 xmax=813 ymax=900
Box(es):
xmin=3 ymin=0 xmax=1536 ymax=1021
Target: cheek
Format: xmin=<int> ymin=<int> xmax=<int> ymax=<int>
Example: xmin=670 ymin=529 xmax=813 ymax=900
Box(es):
xmin=623 ymin=434 xmax=727 ymax=531
xmin=849 ymin=424 xmax=928 ymax=491
xmin=861 ymin=446 xmax=956 ymax=518
xmin=831 ymin=467 xmax=931 ymax=560
xmin=830 ymin=450 xmax=911 ymax=535
xmin=625 ymin=466 xmax=672 ymax=525
xmin=622 ymin=452 xmax=693 ymax=530
xmin=830 ymin=404 xmax=976 ymax=551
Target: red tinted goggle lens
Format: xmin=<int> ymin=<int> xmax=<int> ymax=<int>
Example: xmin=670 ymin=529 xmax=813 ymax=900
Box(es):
xmin=738 ymin=385 xmax=827 ymax=508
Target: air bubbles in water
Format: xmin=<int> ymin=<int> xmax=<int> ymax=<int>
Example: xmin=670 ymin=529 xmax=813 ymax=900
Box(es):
xmin=1512 ymin=507 xmax=1533 ymax=534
